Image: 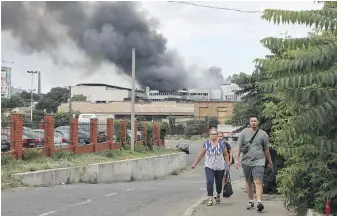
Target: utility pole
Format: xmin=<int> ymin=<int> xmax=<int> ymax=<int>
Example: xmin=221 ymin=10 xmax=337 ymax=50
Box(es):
xmin=27 ymin=71 xmax=38 ymax=121
xmin=130 ymin=48 xmax=136 ymax=151
xmin=37 ymin=71 xmax=41 ymax=95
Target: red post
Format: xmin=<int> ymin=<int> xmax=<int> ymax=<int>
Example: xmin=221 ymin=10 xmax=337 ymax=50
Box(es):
xmin=43 ymin=114 xmax=55 ymax=156
xmin=70 ymin=118 xmax=78 ymax=153
xmin=121 ymin=120 xmax=127 ymax=143
xmin=326 ymin=200 xmax=331 ymax=216
xmin=107 ymin=118 xmax=114 ymax=149
xmin=10 ymin=114 xmax=23 ymax=159
xmin=90 ymin=118 xmax=98 ymax=152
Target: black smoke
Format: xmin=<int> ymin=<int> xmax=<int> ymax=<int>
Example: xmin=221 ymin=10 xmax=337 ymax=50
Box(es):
xmin=1 ymin=1 xmax=224 ymax=91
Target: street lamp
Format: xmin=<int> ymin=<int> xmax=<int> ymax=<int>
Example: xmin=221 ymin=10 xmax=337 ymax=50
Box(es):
xmin=27 ymin=71 xmax=39 ymax=121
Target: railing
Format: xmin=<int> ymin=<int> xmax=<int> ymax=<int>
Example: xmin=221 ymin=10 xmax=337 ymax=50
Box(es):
xmin=1 ymin=114 xmax=164 ymax=159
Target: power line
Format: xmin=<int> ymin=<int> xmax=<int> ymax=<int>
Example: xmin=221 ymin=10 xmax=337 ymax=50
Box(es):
xmin=167 ymin=1 xmax=263 ymax=13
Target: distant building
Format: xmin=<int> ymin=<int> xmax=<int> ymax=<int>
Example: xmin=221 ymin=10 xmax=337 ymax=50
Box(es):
xmin=220 ymin=82 xmax=243 ymax=101
xmin=1 ymin=66 xmax=12 ymax=98
xmin=70 ymin=83 xmax=147 ymax=103
xmin=194 ymin=101 xmax=235 ymax=124
xmin=146 ymin=87 xmax=222 ymax=101
xmin=146 ymin=82 xmax=242 ymax=102
xmin=70 ymin=81 xmax=243 ymax=103
xmin=58 ymin=101 xmax=194 ymax=121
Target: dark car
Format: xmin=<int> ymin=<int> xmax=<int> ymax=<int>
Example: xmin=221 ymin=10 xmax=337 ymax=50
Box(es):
xmin=55 ymin=126 xmax=108 ymax=144
xmin=2 ymin=131 xmax=43 ymax=149
xmin=1 ymin=134 xmax=10 ymax=152
xmin=22 ymin=130 xmax=44 ymax=148
xmin=176 ymin=143 xmax=190 ymax=154
xmin=55 ymin=130 xmax=90 ymax=145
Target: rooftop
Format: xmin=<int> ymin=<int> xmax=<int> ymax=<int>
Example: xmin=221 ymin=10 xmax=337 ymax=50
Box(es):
xmin=76 ymin=83 xmax=145 ymax=93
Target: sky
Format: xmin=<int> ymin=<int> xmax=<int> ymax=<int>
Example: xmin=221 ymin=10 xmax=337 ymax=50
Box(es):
xmin=1 ymin=1 xmax=322 ymax=93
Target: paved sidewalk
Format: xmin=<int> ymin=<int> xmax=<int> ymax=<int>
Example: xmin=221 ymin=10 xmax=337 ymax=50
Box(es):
xmin=193 ymin=180 xmax=291 ymax=216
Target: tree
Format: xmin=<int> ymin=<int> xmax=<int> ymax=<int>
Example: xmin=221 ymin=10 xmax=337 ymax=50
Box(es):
xmin=256 ymin=3 xmax=337 ymax=214
xmin=227 ymin=67 xmax=275 ymax=134
xmin=19 ymin=91 xmax=41 ymax=106
xmin=2 ymin=95 xmax=25 ymax=109
xmin=1 ymin=98 xmax=10 ymax=111
xmin=35 ymin=87 xmax=69 ymax=113
xmin=71 ymin=94 xmax=87 ymax=102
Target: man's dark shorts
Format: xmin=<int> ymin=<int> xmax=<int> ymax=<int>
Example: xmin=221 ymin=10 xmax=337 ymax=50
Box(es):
xmin=242 ymin=164 xmax=264 ymax=182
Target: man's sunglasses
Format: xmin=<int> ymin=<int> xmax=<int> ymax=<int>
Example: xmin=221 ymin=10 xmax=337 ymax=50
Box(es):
xmin=210 ymin=133 xmax=218 ymax=135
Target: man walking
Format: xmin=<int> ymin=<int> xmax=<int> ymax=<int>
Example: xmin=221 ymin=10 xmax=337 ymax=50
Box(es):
xmin=235 ymin=116 xmax=273 ymax=212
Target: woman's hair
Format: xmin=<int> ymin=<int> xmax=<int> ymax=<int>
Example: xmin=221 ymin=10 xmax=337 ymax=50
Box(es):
xmin=209 ymin=127 xmax=218 ymax=135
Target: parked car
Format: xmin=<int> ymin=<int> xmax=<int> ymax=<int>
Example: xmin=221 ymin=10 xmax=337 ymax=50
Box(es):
xmin=176 ymin=143 xmax=190 ymax=154
xmin=55 ymin=126 xmax=109 ymax=144
xmin=2 ymin=131 xmax=43 ymax=148
xmin=31 ymin=129 xmax=69 ymax=148
xmin=55 ymin=129 xmax=90 ymax=145
xmin=22 ymin=130 xmax=44 ymax=148
xmin=127 ymin=129 xmax=142 ymax=141
xmin=1 ymin=134 xmax=10 ymax=152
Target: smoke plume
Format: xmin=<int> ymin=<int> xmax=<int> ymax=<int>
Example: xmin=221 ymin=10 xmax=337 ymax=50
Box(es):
xmin=1 ymin=1 xmax=224 ymax=91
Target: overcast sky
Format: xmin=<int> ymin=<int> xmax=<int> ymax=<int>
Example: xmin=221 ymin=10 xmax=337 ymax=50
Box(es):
xmin=1 ymin=1 xmax=322 ymax=93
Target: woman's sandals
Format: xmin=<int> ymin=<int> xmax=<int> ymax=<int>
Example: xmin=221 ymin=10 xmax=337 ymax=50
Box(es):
xmin=215 ymin=195 xmax=221 ymax=204
xmin=207 ymin=195 xmax=221 ymax=206
xmin=207 ymin=198 xmax=213 ymax=206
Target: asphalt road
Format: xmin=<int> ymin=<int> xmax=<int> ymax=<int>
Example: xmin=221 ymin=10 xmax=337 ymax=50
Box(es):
xmin=2 ymin=140 xmax=244 ymax=216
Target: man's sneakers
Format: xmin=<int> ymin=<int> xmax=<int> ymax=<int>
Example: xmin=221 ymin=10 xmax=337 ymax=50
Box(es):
xmin=246 ymin=201 xmax=254 ymax=210
xmin=257 ymin=202 xmax=264 ymax=212
xmin=246 ymin=201 xmax=264 ymax=212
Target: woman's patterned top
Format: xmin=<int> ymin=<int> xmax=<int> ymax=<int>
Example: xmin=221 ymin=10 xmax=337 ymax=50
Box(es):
xmin=203 ymin=140 xmax=226 ymax=171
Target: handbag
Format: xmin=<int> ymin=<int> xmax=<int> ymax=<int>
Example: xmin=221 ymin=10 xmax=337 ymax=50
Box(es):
xmin=223 ymin=172 xmax=233 ymax=198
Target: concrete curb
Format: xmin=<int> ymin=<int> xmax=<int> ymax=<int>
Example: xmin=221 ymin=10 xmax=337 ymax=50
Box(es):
xmin=11 ymin=153 xmax=187 ymax=187
xmin=182 ymin=178 xmax=245 ymax=216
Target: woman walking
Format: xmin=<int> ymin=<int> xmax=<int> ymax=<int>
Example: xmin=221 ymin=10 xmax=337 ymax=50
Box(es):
xmin=191 ymin=128 xmax=231 ymax=206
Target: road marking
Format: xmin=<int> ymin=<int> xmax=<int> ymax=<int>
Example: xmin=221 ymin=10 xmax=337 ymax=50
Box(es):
xmin=69 ymin=199 xmax=92 ymax=206
xmin=38 ymin=211 xmax=56 ymax=216
xmin=126 ymin=188 xmax=134 ymax=191
xmin=105 ymin=193 xmax=118 ymax=197
xmin=183 ymin=179 xmax=245 ymax=216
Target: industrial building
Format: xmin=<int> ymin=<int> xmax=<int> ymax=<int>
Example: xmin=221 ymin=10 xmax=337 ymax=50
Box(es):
xmin=146 ymin=82 xmax=242 ymax=102
xmin=71 ymin=83 xmax=147 ymax=103
xmin=70 ymin=81 xmax=243 ymax=103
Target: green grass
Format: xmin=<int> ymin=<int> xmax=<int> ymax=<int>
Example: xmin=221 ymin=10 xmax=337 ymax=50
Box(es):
xmin=167 ymin=135 xmax=206 ymax=140
xmin=1 ymin=147 xmax=179 ymax=190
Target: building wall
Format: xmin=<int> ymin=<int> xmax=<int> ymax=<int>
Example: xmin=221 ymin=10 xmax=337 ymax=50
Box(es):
xmin=146 ymin=88 xmax=223 ymax=101
xmin=71 ymin=85 xmax=148 ymax=102
xmin=71 ymin=86 xmax=129 ymax=102
xmin=194 ymin=101 xmax=235 ymax=123
xmin=220 ymin=83 xmax=242 ymax=101
xmin=58 ymin=101 xmax=195 ymax=116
